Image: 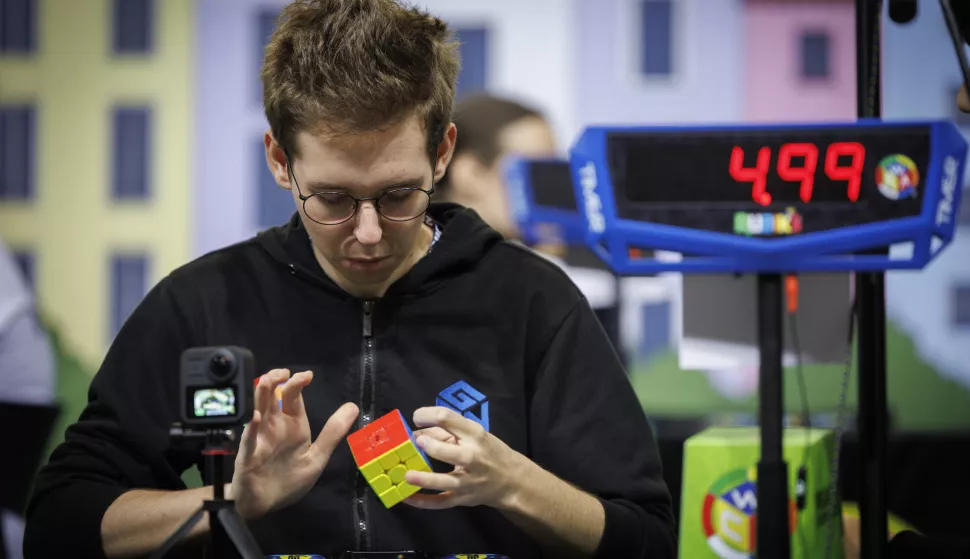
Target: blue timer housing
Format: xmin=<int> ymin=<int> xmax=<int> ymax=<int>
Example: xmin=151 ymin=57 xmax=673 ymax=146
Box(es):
xmin=569 ymin=119 xmax=967 ymax=274
xmin=503 ymin=155 xmax=588 ymax=247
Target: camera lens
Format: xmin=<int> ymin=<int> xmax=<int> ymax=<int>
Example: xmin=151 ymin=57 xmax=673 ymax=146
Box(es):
xmin=209 ymin=350 xmax=236 ymax=381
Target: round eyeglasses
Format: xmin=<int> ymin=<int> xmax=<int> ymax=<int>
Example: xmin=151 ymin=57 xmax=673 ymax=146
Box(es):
xmin=296 ymin=186 xmax=434 ymax=225
xmin=284 ymin=150 xmax=434 ymax=225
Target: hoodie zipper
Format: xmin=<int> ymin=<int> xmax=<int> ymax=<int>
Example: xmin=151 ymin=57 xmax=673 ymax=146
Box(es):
xmin=354 ymin=300 xmax=376 ymax=550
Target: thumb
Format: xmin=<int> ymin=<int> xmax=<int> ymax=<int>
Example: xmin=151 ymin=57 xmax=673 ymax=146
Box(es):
xmin=311 ymin=402 xmax=359 ymax=465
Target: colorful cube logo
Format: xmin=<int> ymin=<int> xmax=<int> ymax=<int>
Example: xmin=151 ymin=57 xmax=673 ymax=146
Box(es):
xmin=346 ymin=409 xmax=433 ymax=508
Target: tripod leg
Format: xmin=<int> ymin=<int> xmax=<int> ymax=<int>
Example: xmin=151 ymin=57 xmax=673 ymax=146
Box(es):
xmin=148 ymin=507 xmax=206 ymax=559
xmin=215 ymin=508 xmax=264 ymax=559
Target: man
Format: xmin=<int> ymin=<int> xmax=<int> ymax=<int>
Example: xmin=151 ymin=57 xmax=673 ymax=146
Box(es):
xmin=0 ymin=239 xmax=56 ymax=559
xmin=24 ymin=1 xmax=675 ymax=558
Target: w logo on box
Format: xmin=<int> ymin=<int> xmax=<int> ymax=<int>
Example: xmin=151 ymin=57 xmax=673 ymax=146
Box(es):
xmin=437 ymin=380 xmax=489 ymax=432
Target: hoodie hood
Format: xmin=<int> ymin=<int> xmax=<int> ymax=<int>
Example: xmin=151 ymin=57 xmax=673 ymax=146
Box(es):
xmin=257 ymin=202 xmax=504 ymax=298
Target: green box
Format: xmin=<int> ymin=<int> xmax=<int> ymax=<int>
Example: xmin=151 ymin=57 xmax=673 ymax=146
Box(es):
xmin=678 ymin=427 xmax=843 ymax=559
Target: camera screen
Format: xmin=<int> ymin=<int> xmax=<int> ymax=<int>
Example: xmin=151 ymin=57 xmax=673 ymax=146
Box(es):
xmin=191 ymin=387 xmax=237 ymax=417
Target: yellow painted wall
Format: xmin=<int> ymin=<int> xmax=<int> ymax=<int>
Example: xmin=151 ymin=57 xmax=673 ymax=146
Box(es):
xmin=0 ymin=0 xmax=194 ymax=370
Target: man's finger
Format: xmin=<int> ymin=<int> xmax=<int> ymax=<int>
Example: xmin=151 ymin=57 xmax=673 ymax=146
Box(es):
xmin=238 ymin=410 xmax=262 ymax=462
xmin=404 ymin=468 xmax=461 ymax=492
xmin=413 ymin=406 xmax=483 ymax=439
xmin=255 ymin=369 xmax=290 ymax=418
xmin=311 ymin=402 xmax=360 ymax=464
xmin=412 ymin=427 xmax=457 ymax=444
xmin=959 ymin=84 xmax=970 ymax=113
xmin=416 ymin=435 xmax=473 ymax=468
xmin=279 ymin=370 xmax=312 ymax=416
xmin=402 ymin=491 xmax=462 ymax=510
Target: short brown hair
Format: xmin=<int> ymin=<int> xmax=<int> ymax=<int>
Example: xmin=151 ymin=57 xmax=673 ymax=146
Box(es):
xmin=261 ymin=0 xmax=460 ymax=159
xmin=437 ymin=94 xmax=544 ymax=198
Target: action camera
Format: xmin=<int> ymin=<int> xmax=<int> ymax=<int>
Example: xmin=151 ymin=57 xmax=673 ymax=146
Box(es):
xmin=179 ymin=346 xmax=255 ymax=428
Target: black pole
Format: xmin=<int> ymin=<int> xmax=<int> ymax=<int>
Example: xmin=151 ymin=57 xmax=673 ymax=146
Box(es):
xmin=756 ymin=273 xmax=789 ymax=559
xmin=855 ymin=1 xmax=889 ymax=559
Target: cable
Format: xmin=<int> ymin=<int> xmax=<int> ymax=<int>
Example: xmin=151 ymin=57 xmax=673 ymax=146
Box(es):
xmin=824 ymin=294 xmax=859 ymax=559
xmin=823 ymin=2 xmax=883 ymax=556
xmin=786 ymin=275 xmax=812 ymax=555
xmin=824 ymin=2 xmax=883 ymax=557
xmin=786 ymin=276 xmax=812 ymax=437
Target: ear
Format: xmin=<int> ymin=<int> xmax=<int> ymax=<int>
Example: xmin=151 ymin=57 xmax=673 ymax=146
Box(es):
xmin=433 ymin=123 xmax=458 ymax=183
xmin=264 ymin=130 xmax=293 ymax=191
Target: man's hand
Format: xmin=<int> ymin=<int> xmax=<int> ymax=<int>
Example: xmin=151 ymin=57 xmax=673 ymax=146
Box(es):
xmin=403 ymin=406 xmax=605 ymax=558
xmin=402 ymin=406 xmax=526 ymax=510
xmin=843 ymin=512 xmax=861 ymax=559
xmin=231 ymin=368 xmax=359 ymax=519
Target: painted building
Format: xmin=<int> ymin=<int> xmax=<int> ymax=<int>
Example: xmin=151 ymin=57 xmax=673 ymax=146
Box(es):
xmin=571 ymin=0 xmax=901 ymax=371
xmin=743 ymin=0 xmax=856 ymax=122
xmin=574 ymin=0 xmax=745 ymax=127
xmin=4 ymin=0 xmax=961 ymax=381
xmin=0 ymin=0 xmax=194 ymax=369
xmin=572 ymin=0 xmax=750 ymax=360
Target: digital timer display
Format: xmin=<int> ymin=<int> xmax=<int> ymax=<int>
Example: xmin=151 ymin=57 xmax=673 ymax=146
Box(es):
xmin=607 ymin=125 xmax=930 ymax=235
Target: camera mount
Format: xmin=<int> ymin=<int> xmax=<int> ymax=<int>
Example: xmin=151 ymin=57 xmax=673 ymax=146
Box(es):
xmin=149 ymin=425 xmax=264 ymax=559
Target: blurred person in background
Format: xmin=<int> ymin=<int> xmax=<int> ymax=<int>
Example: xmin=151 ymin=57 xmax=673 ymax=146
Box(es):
xmin=437 ymin=94 xmax=622 ymax=350
xmin=435 ymin=94 xmax=556 ymax=239
xmin=0 ymin=239 xmax=56 ymax=559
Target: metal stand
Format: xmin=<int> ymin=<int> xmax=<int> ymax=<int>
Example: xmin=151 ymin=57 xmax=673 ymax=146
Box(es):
xmin=149 ymin=427 xmax=264 ymax=559
xmin=756 ymin=273 xmax=790 ymax=559
xmin=855 ymin=1 xmax=890 ymax=558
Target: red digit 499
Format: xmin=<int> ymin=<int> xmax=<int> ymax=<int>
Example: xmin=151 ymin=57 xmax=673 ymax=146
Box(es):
xmin=730 ymin=142 xmax=866 ymax=206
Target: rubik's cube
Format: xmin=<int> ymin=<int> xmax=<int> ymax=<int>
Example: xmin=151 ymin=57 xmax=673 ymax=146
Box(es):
xmin=346 ymin=409 xmax=433 ymax=508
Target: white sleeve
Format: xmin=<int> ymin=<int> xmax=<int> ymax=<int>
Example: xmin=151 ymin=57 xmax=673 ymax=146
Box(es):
xmin=0 ymin=306 xmax=57 ymax=405
xmin=0 ymin=243 xmax=56 ymax=405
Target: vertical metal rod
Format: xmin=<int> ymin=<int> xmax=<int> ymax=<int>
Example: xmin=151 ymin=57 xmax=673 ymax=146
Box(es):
xmin=756 ymin=273 xmax=790 ymax=559
xmin=855 ymin=1 xmax=889 ymax=558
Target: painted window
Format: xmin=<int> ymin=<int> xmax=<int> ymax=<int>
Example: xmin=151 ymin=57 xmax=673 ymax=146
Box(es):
xmin=113 ymin=0 xmax=153 ymax=54
xmin=0 ymin=105 xmax=35 ymax=200
xmin=112 ymin=107 xmax=151 ymax=200
xmin=110 ymin=254 xmax=149 ymax=339
xmin=454 ymin=27 xmax=489 ymax=98
xmin=801 ymin=32 xmax=831 ymax=79
xmin=0 ymin=0 xmax=36 ymax=53
xmin=954 ymin=284 xmax=970 ymax=328
xmin=640 ymin=0 xmax=673 ymax=76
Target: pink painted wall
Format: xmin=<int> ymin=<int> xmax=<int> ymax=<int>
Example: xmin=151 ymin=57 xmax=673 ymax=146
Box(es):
xmin=744 ymin=2 xmax=856 ymax=122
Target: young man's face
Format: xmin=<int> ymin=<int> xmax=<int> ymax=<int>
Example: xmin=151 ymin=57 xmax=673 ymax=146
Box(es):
xmin=266 ymin=113 xmax=456 ymax=298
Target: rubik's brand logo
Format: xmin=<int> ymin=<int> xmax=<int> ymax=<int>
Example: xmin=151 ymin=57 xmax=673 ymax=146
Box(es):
xmin=437 ymin=380 xmax=490 ymax=432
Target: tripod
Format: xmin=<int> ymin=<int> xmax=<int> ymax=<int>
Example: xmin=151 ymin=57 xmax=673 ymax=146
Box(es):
xmin=150 ymin=426 xmax=264 ymax=559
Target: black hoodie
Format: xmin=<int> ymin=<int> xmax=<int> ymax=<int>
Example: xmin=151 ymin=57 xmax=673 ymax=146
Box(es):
xmin=24 ymin=204 xmax=676 ymax=559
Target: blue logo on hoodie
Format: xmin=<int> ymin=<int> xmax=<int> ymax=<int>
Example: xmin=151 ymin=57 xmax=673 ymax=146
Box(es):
xmin=437 ymin=380 xmax=489 ymax=432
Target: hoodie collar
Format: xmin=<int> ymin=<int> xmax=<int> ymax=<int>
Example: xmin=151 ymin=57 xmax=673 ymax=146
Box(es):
xmin=258 ymin=203 xmax=503 ymax=299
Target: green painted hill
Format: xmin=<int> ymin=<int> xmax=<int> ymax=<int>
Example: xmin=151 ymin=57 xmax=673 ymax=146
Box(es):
xmin=629 ymin=320 xmax=970 ymax=431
